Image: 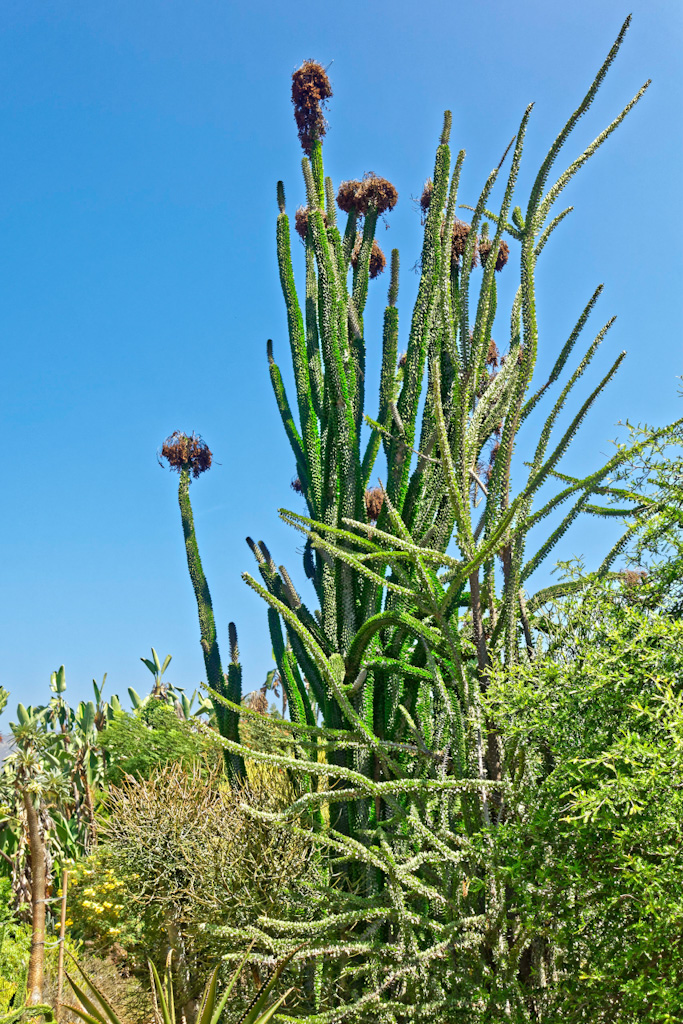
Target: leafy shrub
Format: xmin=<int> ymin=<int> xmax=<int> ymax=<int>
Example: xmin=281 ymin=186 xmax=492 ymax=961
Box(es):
xmin=90 ymin=760 xmax=314 ymax=1013
xmin=66 ymin=855 xmax=144 ymax=962
xmin=99 ymin=701 xmax=221 ymax=785
xmin=484 ymin=587 xmax=683 ymax=1021
xmin=0 ymin=876 xmax=37 ymax=1012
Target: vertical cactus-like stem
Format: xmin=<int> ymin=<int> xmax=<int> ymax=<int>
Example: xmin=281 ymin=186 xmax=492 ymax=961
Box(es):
xmin=310 ymin=139 xmax=326 ymax=207
xmin=361 ymin=249 xmax=399 ymax=489
xmin=276 ymin=185 xmax=322 ymax=516
xmin=177 ymin=467 xmax=244 ymax=779
xmin=387 ymin=113 xmax=452 ymax=513
xmin=305 ymin=244 xmax=325 ymax=421
xmin=302 ymin=159 xmax=360 ymax=652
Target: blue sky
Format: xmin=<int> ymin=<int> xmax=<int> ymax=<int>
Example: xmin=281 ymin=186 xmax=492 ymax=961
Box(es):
xmin=1 ymin=0 xmax=681 ymax=715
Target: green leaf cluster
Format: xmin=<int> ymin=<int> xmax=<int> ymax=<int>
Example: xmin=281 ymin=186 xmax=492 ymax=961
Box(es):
xmin=98 ymin=702 xmax=221 ymax=787
xmin=482 ymin=585 xmax=683 ymax=1021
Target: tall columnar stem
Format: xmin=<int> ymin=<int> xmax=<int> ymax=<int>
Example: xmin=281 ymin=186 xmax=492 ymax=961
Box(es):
xmin=177 ymin=467 xmax=244 ymax=780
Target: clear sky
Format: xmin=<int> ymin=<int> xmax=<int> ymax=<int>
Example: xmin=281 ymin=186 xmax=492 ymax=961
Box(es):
xmin=1 ymin=0 xmax=681 ymax=715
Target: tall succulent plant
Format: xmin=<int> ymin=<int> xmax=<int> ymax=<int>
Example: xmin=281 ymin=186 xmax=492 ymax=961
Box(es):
xmin=237 ymin=17 xmax=664 ymax=815
xmin=169 ymin=18 xmax=681 ymax=1018
xmin=160 ymin=431 xmax=245 ymax=781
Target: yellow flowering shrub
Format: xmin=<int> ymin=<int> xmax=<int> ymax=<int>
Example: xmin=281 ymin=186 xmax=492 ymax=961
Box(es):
xmin=67 ymin=854 xmax=144 ymax=961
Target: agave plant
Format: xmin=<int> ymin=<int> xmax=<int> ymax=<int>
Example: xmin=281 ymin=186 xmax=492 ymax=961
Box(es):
xmin=65 ymin=945 xmax=300 ymax=1024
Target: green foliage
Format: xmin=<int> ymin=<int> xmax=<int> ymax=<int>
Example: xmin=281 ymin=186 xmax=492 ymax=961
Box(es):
xmin=91 ymin=760 xmax=313 ymax=1011
xmin=610 ymin=418 xmax=683 ymax=615
xmin=0 ymin=668 xmax=127 ymax=883
xmin=99 ymin=702 xmax=221 ymax=786
xmin=59 ymin=953 xmax=152 ymax=1024
xmin=0 ymin=891 xmax=31 ymax=1013
xmin=66 ymin=854 xmax=144 ymax=958
xmin=482 ymin=585 xmax=683 ymax=1021
xmin=0 ymin=1008 xmax=54 ymax=1024
xmin=140 ymin=648 xmax=173 ymax=695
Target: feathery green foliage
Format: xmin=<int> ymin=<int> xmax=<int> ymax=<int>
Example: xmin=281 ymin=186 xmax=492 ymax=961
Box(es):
xmin=482 ymin=581 xmax=683 ymax=1022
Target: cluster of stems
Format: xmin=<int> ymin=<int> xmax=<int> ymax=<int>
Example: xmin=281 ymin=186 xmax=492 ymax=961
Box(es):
xmin=172 ymin=17 xmax=681 ymax=1019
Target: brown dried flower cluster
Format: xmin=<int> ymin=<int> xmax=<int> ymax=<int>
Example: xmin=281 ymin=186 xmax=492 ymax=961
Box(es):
xmin=479 ymin=238 xmax=510 ymax=272
xmin=419 ymin=179 xmax=433 ymax=218
xmin=337 ymin=173 xmax=398 ymax=216
xmin=294 ymin=206 xmax=327 ymax=240
xmin=486 ymin=339 xmax=500 ymax=367
xmin=161 ymin=432 xmax=212 ymax=478
xmin=365 ymin=486 xmax=384 ymax=522
xmin=291 ymin=60 xmax=333 ymax=156
xmin=451 ymin=220 xmax=477 ymax=269
xmin=291 ymin=477 xmax=303 ymax=493
xmin=351 ymin=238 xmax=387 ymax=279
xmin=449 ymin=221 xmax=511 ymax=273
xmin=397 ymin=351 xmax=407 ymax=370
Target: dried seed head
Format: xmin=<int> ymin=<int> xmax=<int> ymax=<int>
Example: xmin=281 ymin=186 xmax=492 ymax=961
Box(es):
xmin=398 ymin=351 xmax=407 ymax=370
xmin=359 ymin=173 xmax=398 ymax=215
xmin=294 ymin=206 xmax=327 ymax=240
xmin=451 ymin=220 xmax=477 ymax=269
xmin=479 ymin=238 xmax=509 ymax=272
xmin=495 ymin=241 xmax=510 ymax=271
xmin=291 ymin=477 xmax=303 ymax=493
xmin=486 ymin=339 xmax=500 ymax=367
xmin=337 ymin=174 xmax=398 ymax=216
xmin=337 ymin=179 xmax=364 ymax=213
xmin=161 ymin=432 xmax=212 ymax=479
xmin=623 ymin=569 xmax=647 ymax=588
xmin=420 ymin=178 xmax=433 ymax=215
xmin=365 ymin=486 xmax=385 ymax=522
xmin=294 ymin=206 xmax=309 ymax=239
xmin=291 ymin=60 xmax=333 ymax=156
xmin=351 ymin=238 xmax=387 ymax=279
